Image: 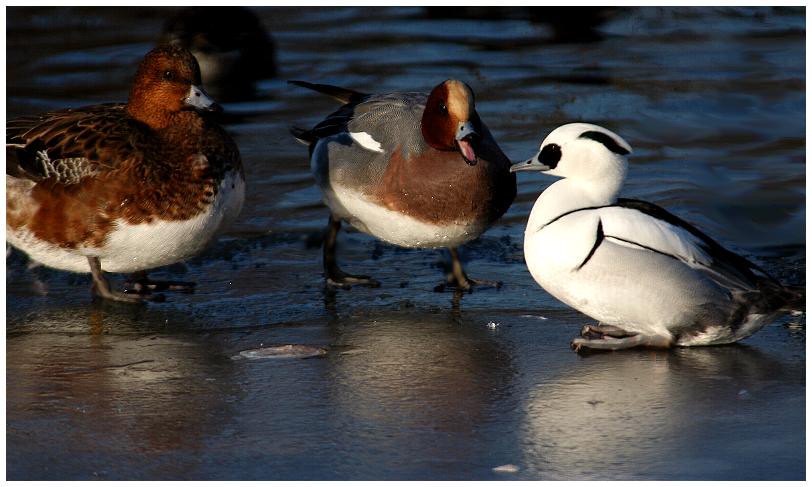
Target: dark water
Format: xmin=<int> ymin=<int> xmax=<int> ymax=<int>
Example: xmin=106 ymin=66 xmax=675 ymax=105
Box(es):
xmin=6 ymin=6 xmax=806 ymax=481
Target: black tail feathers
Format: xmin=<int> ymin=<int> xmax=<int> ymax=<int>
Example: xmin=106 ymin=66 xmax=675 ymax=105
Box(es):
xmin=289 ymin=126 xmax=314 ymax=145
xmin=287 ymin=80 xmax=367 ymax=105
xmin=781 ymin=285 xmax=806 ymax=312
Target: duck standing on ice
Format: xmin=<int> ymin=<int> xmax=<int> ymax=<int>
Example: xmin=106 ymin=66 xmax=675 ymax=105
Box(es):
xmin=6 ymin=46 xmax=245 ymax=303
xmin=511 ymin=123 xmax=801 ymax=351
xmin=291 ymin=79 xmax=516 ymax=291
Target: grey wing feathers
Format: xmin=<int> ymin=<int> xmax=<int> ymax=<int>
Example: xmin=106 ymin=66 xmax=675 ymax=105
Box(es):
xmin=289 ymin=80 xmax=425 ymax=150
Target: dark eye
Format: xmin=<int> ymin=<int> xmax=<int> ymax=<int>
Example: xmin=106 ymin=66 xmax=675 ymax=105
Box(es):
xmin=539 ymin=143 xmax=562 ymax=169
xmin=438 ymin=102 xmax=448 ymax=115
xmin=163 ymin=70 xmax=173 ymax=80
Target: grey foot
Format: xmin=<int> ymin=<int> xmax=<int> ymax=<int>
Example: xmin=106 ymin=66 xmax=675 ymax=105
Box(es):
xmin=88 ymin=257 xmax=164 ymax=304
xmin=92 ymin=282 xmax=165 ymax=303
xmin=571 ymin=333 xmax=672 ymax=352
xmin=579 ymin=323 xmax=636 ymax=339
xmin=124 ymin=276 xmax=196 ymax=293
xmin=436 ymin=247 xmax=502 ymax=293
xmin=326 ymin=269 xmax=381 ymax=290
xmin=435 ymin=275 xmax=502 ymax=293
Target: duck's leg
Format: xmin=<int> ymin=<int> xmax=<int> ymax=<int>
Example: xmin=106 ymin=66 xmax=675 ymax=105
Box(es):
xmin=579 ymin=323 xmax=636 ymax=339
xmin=571 ymin=332 xmax=672 ymax=352
xmin=87 ymin=257 xmax=162 ymax=303
xmin=439 ymin=247 xmax=501 ymax=292
xmin=323 ymin=214 xmax=380 ymax=289
xmin=124 ymin=271 xmax=196 ymax=293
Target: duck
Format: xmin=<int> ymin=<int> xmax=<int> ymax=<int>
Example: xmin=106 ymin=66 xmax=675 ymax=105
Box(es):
xmin=159 ymin=6 xmax=276 ymax=101
xmin=6 ymin=45 xmax=245 ymax=303
xmin=511 ymin=122 xmax=800 ymax=351
xmin=290 ymin=79 xmax=516 ymax=291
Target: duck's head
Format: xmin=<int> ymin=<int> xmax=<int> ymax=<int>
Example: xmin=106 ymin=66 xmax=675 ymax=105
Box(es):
xmin=421 ymin=79 xmax=482 ymax=166
xmin=127 ymin=45 xmax=222 ymax=129
xmin=510 ymin=123 xmax=632 ymax=183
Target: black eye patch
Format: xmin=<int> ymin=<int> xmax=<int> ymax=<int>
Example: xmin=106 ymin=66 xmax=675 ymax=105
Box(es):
xmin=578 ymin=130 xmax=630 ymax=155
xmin=538 ymin=143 xmax=562 ymax=169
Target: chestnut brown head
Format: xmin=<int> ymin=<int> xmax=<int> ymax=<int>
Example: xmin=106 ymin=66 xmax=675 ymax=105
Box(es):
xmin=421 ymin=79 xmax=481 ymax=166
xmin=126 ymin=45 xmax=221 ymax=129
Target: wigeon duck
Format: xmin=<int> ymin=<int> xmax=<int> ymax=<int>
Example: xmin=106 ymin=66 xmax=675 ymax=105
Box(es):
xmin=290 ymin=79 xmax=516 ymax=290
xmin=511 ymin=123 xmax=801 ymax=351
xmin=160 ymin=6 xmax=276 ymax=101
xmin=6 ymin=45 xmax=245 ymax=303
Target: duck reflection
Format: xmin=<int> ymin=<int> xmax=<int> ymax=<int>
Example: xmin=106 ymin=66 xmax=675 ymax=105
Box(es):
xmin=7 ymin=306 xmax=238 ymax=479
xmin=323 ymin=311 xmax=514 ymax=471
xmin=520 ymin=345 xmax=804 ymax=480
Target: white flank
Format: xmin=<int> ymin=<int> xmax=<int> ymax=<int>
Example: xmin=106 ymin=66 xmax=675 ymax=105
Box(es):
xmin=349 ymin=131 xmax=384 ymax=153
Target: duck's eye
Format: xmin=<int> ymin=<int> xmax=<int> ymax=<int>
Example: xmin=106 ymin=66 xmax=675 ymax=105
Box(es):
xmin=539 ymin=143 xmax=562 ymax=169
xmin=438 ymin=102 xmax=448 ymax=115
xmin=163 ymin=70 xmax=173 ymax=80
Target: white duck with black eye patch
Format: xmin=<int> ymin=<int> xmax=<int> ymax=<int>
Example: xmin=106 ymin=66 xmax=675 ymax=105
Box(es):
xmin=511 ymin=122 xmax=797 ymax=351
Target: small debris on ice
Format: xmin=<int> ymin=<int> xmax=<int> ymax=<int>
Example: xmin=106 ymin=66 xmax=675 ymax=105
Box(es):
xmin=492 ymin=464 xmax=520 ymax=474
xmin=232 ymin=344 xmax=327 ymax=360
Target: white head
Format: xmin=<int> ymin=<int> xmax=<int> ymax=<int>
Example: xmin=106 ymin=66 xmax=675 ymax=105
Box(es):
xmin=510 ymin=123 xmax=632 ymax=185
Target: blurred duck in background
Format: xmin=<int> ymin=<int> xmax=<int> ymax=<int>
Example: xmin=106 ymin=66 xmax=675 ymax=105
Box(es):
xmin=160 ymin=6 xmax=276 ymax=101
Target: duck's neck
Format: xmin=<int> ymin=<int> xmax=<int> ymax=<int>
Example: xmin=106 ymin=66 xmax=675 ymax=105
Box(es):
xmin=527 ymin=177 xmax=622 ymax=233
xmin=127 ymin=106 xmax=203 ymax=135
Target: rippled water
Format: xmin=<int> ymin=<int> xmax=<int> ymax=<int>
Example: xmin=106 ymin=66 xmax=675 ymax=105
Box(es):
xmin=6 ymin=6 xmax=806 ymax=481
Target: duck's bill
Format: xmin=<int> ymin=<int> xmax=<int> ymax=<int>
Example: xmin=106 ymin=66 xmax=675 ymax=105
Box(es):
xmin=185 ymin=84 xmax=222 ymax=114
xmin=456 ymin=137 xmax=478 ymax=166
xmin=455 ymin=120 xmax=479 ymax=166
xmin=510 ymin=158 xmax=552 ymax=173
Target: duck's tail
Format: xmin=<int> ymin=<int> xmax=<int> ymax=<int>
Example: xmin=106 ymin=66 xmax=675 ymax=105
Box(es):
xmin=287 ymin=80 xmax=367 ymax=104
xmin=780 ymin=285 xmax=806 ymax=312
xmin=289 ymin=126 xmax=313 ymax=145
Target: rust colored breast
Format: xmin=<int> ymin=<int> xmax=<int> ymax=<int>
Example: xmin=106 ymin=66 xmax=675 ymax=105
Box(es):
xmin=374 ymin=143 xmax=516 ymax=227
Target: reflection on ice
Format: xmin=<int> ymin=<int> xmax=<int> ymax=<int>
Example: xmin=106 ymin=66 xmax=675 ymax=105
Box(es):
xmin=520 ymin=345 xmax=804 ymax=480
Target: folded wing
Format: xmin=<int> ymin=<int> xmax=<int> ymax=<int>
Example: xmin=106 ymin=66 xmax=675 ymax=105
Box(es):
xmin=597 ymin=198 xmax=778 ymax=290
xmin=7 ymin=104 xmax=144 ymax=185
